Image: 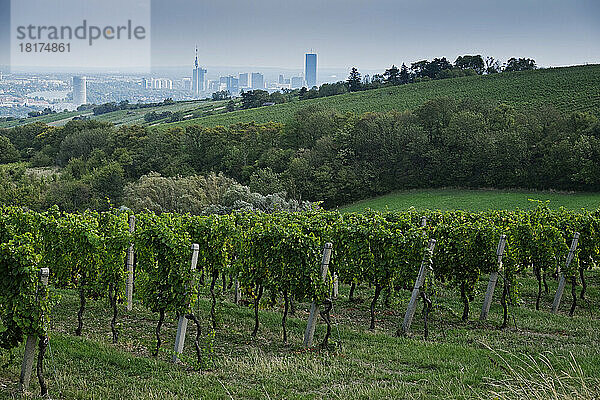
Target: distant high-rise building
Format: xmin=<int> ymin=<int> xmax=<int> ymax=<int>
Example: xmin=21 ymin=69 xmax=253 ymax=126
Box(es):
xmin=192 ymin=47 xmax=207 ymax=94
xmin=239 ymin=73 xmax=249 ymax=88
xmin=219 ymin=76 xmax=239 ymax=93
xmin=72 ymin=76 xmax=87 ymax=106
xmin=227 ymin=76 xmax=238 ymax=93
xmin=291 ymin=76 xmax=304 ymax=88
xmin=154 ymin=78 xmax=172 ymax=90
xmin=278 ymin=74 xmax=284 ymax=84
xmin=143 ymin=78 xmax=172 ymax=90
xmin=305 ymin=53 xmax=317 ymax=88
xmin=251 ymin=72 xmax=264 ymax=89
xmin=208 ymin=80 xmax=221 ymax=92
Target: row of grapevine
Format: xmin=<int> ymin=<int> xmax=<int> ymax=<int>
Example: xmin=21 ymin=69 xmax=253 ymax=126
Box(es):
xmin=2 ymin=203 xmax=599 ymax=394
xmin=0 ymin=209 xmax=51 ymax=393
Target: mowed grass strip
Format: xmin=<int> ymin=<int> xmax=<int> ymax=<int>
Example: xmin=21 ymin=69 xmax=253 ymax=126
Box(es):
xmin=339 ymin=188 xmax=600 ymax=213
xmin=1 ymin=269 xmax=599 ymax=399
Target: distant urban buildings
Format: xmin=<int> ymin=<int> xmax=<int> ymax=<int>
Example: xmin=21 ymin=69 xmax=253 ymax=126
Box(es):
xmin=239 ymin=73 xmax=249 ymax=88
xmin=155 ymin=79 xmax=173 ymax=89
xmin=142 ymin=78 xmax=173 ymax=90
xmin=305 ymin=53 xmax=317 ymax=88
xmin=291 ymin=76 xmax=305 ymax=88
xmin=143 ymin=49 xmax=321 ymax=98
xmin=192 ymin=47 xmax=207 ymax=94
xmin=182 ymin=77 xmax=191 ymax=91
xmin=251 ymin=72 xmax=264 ymax=89
xmin=72 ymin=76 xmax=86 ymax=106
xmin=208 ymin=80 xmax=220 ymax=92
xmin=277 ymin=74 xmax=291 ymax=86
xmin=220 ymin=76 xmax=239 ymax=93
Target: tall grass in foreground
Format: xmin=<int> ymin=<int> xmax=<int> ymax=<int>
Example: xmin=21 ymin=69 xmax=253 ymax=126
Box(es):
xmin=479 ymin=345 xmax=599 ymax=400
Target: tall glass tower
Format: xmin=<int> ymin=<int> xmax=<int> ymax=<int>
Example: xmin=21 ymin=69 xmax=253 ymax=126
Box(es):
xmin=305 ymin=53 xmax=317 ymax=88
xmin=72 ymin=76 xmax=87 ymax=106
xmin=192 ymin=47 xmax=206 ymax=95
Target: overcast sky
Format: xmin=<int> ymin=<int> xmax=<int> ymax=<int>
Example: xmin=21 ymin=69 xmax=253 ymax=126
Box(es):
xmin=150 ymin=0 xmax=600 ymax=70
xmin=1 ymin=0 xmax=599 ymax=72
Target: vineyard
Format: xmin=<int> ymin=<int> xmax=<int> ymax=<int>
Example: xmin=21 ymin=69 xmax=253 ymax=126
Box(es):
xmin=0 ymin=99 xmax=231 ymax=129
xmin=163 ymin=64 xmax=600 ymax=129
xmin=2 ymin=203 xmax=600 ymax=397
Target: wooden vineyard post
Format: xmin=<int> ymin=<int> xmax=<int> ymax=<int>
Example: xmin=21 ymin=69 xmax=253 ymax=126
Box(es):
xmin=332 ymin=273 xmax=339 ymax=299
xmin=20 ymin=267 xmax=49 ymax=393
xmin=399 ymin=239 xmax=436 ymax=336
xmin=480 ymin=235 xmax=507 ymax=320
xmin=303 ymin=243 xmax=332 ymax=348
xmin=126 ymin=215 xmax=136 ymax=311
xmin=552 ymin=232 xmax=579 ymax=314
xmin=234 ymin=276 xmax=241 ymax=305
xmin=172 ymin=244 xmax=200 ymax=363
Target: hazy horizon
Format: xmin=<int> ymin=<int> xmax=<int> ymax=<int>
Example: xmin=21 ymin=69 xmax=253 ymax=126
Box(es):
xmin=1 ymin=0 xmax=599 ymax=74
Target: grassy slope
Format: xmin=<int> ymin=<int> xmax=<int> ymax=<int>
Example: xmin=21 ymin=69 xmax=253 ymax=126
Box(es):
xmin=0 ymin=100 xmax=228 ymax=129
xmin=91 ymin=100 xmax=229 ymax=126
xmin=0 ymin=110 xmax=82 ymax=128
xmin=1 ymin=270 xmax=599 ymax=399
xmin=339 ymin=189 xmax=600 ymax=213
xmin=162 ymin=64 xmax=600 ymax=129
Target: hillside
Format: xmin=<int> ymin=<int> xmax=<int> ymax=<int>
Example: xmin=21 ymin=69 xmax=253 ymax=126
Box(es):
xmin=3 ymin=65 xmax=598 ymax=130
xmin=0 ymin=99 xmax=230 ymax=128
xmin=161 ymin=64 xmax=600 ymax=129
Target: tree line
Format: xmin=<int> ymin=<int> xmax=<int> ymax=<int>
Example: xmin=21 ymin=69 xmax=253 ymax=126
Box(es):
xmin=345 ymin=55 xmax=536 ymax=93
xmin=1 ymin=96 xmax=599 ymax=211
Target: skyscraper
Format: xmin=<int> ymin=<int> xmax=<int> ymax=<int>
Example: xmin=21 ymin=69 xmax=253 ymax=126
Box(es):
xmin=72 ymin=76 xmax=87 ymax=106
xmin=239 ymin=73 xmax=249 ymax=88
xmin=218 ymin=76 xmax=239 ymax=93
xmin=192 ymin=47 xmax=207 ymax=94
xmin=226 ymin=76 xmax=239 ymax=93
xmin=251 ymin=72 xmax=264 ymax=89
xmin=305 ymin=53 xmax=317 ymax=88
